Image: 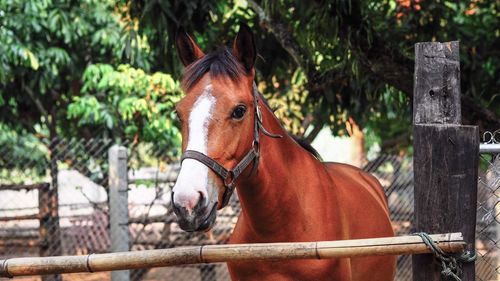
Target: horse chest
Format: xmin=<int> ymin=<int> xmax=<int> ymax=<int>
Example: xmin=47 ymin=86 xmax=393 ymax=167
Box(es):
xmin=227 ymin=259 xmax=351 ymax=281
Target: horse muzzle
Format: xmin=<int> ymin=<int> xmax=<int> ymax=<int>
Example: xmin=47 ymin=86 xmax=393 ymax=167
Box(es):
xmin=171 ymin=192 xmax=217 ymax=232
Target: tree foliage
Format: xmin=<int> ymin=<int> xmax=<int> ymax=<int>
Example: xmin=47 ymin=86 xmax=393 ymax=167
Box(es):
xmin=67 ymin=64 xmax=182 ymax=156
xmin=128 ymin=0 xmax=499 ymax=148
xmin=0 ymin=0 xmax=498 ymax=158
xmin=0 ymin=0 xmax=137 ymax=135
xmin=0 ymin=123 xmax=49 ymax=181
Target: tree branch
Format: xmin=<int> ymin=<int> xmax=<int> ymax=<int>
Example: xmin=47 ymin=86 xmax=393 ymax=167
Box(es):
xmin=248 ymin=0 xmax=500 ymax=131
xmin=352 ymin=36 xmax=500 ymax=130
xmin=248 ymin=0 xmax=348 ymax=105
xmin=381 ymin=132 xmax=410 ymax=151
xmin=336 ymin=2 xmax=499 ymax=131
xmin=22 ymin=82 xmax=50 ymax=122
xmin=248 ymin=0 xmax=311 ymax=71
xmin=305 ymin=124 xmax=323 ymax=144
xmin=307 ymin=69 xmax=349 ymax=95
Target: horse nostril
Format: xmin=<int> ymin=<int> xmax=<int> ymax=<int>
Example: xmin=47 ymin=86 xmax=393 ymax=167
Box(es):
xmin=171 ymin=191 xmax=188 ymax=216
xmin=194 ymin=191 xmax=206 ymax=212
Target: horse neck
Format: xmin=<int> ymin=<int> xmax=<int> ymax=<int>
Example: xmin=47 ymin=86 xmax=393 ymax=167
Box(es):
xmin=236 ymin=101 xmax=321 ymax=238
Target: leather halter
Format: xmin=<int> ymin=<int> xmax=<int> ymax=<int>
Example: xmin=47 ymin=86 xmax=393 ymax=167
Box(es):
xmin=180 ymin=83 xmax=282 ymax=208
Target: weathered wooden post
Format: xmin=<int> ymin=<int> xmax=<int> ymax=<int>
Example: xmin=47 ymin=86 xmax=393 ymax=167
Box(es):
xmin=109 ymin=145 xmax=130 ymax=281
xmin=412 ymin=41 xmax=478 ymax=281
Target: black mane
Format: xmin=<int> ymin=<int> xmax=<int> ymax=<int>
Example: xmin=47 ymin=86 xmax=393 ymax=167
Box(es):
xmin=181 ymin=48 xmax=322 ymax=161
xmin=291 ymin=135 xmax=323 ymax=161
xmin=182 ymin=47 xmax=245 ymax=90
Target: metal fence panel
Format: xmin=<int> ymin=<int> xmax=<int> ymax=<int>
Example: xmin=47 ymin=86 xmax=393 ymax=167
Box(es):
xmin=1 ymin=137 xmax=499 ymax=280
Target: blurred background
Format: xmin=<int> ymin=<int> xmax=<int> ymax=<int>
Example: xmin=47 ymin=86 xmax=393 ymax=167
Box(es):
xmin=0 ymin=0 xmax=499 ymax=280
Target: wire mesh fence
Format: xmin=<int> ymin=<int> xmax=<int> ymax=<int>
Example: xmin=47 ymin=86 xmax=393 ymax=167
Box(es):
xmin=1 ymin=136 xmax=499 ymax=280
xmin=364 ymin=155 xmax=414 ymax=281
xmin=126 ymin=143 xmax=237 ymax=281
xmin=0 ymin=138 xmax=116 ymax=281
xmin=476 ymin=130 xmax=500 ymax=281
xmin=0 ymin=135 xmax=49 ymax=263
xmin=124 ymin=152 xmax=416 ymax=280
xmin=476 ymin=152 xmax=500 ymax=280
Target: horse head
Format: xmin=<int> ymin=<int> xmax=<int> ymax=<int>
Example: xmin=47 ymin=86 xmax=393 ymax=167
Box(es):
xmin=171 ymin=24 xmax=259 ymax=232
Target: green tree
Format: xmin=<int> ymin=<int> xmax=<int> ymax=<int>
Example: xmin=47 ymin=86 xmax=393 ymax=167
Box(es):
xmin=67 ymin=63 xmax=182 ymax=157
xmin=0 ymin=0 xmax=144 ymax=138
xmin=1 ymin=0 xmax=498 ymax=156
xmin=128 ymin=0 xmax=499 ymax=152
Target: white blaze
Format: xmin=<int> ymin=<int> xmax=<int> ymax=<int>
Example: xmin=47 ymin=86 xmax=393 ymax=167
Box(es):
xmin=173 ymin=85 xmax=216 ymax=210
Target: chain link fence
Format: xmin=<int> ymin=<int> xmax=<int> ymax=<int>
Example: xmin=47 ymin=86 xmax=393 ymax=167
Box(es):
xmin=365 ymin=155 xmax=414 ymax=281
xmin=0 ymin=135 xmax=49 ymax=265
xmin=125 ymin=143 xmax=237 ymax=281
xmin=0 ymin=138 xmax=116 ymax=281
xmin=476 ymin=130 xmax=500 ymax=281
xmin=1 ymin=136 xmax=499 ymax=280
xmin=125 ymin=151 xmax=415 ymax=280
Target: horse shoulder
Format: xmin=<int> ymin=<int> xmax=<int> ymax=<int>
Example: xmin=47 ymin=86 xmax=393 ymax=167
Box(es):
xmin=323 ymin=162 xmax=388 ymax=212
xmin=321 ymin=162 xmax=396 ymax=281
xmin=321 ymin=162 xmax=393 ymax=239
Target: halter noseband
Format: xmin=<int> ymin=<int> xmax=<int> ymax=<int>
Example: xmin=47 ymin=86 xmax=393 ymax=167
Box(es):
xmin=180 ymin=83 xmax=282 ymax=208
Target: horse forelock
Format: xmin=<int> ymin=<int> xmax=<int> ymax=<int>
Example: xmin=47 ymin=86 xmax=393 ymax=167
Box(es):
xmin=181 ymin=47 xmax=245 ymax=91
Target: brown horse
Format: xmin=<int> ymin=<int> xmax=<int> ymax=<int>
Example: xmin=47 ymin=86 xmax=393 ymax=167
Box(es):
xmin=171 ymin=24 xmax=396 ymax=281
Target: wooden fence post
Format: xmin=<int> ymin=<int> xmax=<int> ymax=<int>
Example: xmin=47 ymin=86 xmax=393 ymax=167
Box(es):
xmin=412 ymin=41 xmax=478 ymax=281
xmin=109 ymin=145 xmax=130 ymax=281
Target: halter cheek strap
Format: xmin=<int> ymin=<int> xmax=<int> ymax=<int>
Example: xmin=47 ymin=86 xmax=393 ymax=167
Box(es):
xmin=181 ymin=144 xmax=258 ymax=208
xmin=180 ymin=84 xmax=282 ymax=208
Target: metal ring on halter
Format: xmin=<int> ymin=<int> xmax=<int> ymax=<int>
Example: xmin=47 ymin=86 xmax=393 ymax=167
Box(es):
xmin=252 ymin=140 xmax=260 ymax=154
xmin=223 ymin=170 xmax=236 ymax=188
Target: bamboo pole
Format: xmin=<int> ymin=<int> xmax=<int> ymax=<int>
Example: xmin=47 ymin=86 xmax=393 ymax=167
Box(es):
xmin=0 ymin=233 xmax=465 ymax=278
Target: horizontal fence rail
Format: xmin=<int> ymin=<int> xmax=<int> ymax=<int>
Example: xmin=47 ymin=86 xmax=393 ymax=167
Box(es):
xmin=0 ymin=183 xmax=50 ymax=191
xmin=479 ymin=143 xmax=500 ymax=154
xmin=0 ymin=233 xmax=465 ymax=278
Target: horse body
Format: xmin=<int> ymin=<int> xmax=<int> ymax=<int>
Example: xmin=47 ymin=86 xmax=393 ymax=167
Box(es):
xmin=172 ymin=23 xmax=396 ymax=281
xmin=227 ymin=100 xmax=396 ymax=281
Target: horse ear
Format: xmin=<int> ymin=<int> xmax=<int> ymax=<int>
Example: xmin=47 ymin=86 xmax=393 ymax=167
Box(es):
xmin=175 ymin=28 xmax=205 ymax=67
xmin=232 ymin=23 xmax=256 ymax=72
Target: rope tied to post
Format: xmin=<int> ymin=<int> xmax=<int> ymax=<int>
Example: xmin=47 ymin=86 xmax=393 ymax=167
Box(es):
xmin=414 ymin=232 xmax=476 ymax=281
xmin=1 ymin=259 xmax=12 ymax=278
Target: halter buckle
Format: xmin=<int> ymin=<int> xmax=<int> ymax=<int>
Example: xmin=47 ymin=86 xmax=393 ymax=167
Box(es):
xmin=252 ymin=140 xmax=260 ymax=154
xmin=223 ymin=170 xmax=236 ymax=188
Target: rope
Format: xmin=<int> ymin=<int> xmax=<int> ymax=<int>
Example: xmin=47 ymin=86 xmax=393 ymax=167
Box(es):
xmin=414 ymin=232 xmax=476 ymax=281
xmin=0 ymin=259 xmax=12 ymax=278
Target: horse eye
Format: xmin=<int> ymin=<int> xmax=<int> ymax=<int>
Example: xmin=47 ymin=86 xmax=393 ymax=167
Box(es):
xmin=231 ymin=105 xmax=247 ymax=120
